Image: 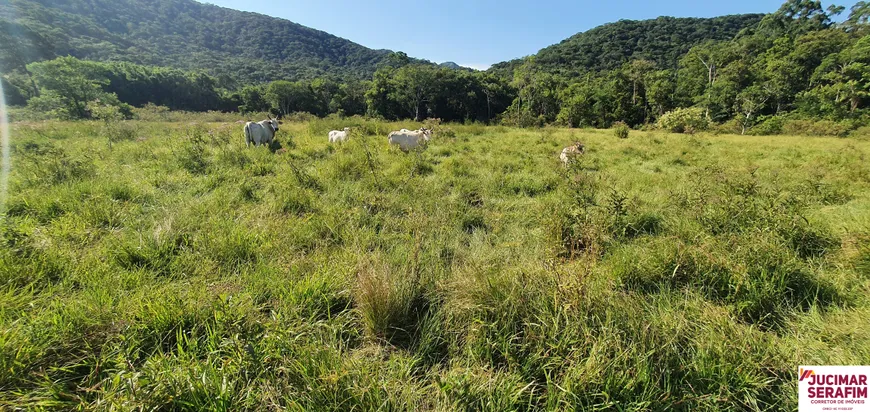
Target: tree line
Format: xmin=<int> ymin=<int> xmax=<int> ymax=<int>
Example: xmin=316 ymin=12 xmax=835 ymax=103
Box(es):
xmin=4 ymin=0 xmax=870 ymax=134
xmin=5 ymin=53 xmax=514 ymax=123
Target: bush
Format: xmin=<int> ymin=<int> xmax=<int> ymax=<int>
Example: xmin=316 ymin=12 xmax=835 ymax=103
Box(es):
xmin=739 ymin=115 xmax=860 ymax=137
xmin=284 ymin=112 xmax=317 ymax=123
xmin=781 ymin=119 xmax=853 ymax=137
xmin=89 ymin=101 xmax=138 ymax=144
xmin=458 ymin=122 xmax=486 ymax=136
xmin=849 ymin=126 xmax=870 ymax=139
xmin=105 ymin=122 xmax=138 ymax=144
xmin=133 ymin=103 xmax=172 ymax=121
xmin=174 ymin=129 xmax=210 ymax=174
xmin=747 ymin=115 xmax=785 ymax=136
xmin=656 ymin=107 xmax=709 ymax=134
xmin=438 ymin=127 xmax=457 ymax=138
xmin=711 ymin=118 xmax=744 ymax=135
xmin=7 ymin=106 xmax=52 ymax=122
xmin=613 ymin=121 xmax=630 ymax=139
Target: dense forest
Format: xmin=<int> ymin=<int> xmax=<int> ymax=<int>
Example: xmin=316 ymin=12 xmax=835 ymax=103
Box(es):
xmin=0 ymin=0 xmax=402 ymax=83
xmin=3 ymin=0 xmax=870 ymax=135
xmin=489 ymin=14 xmax=766 ymax=77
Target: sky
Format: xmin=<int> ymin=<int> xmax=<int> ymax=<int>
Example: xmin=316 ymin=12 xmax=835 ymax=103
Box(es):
xmin=199 ymin=0 xmax=788 ymax=70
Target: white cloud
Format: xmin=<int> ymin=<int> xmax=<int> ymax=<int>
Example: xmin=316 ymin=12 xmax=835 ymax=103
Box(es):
xmin=459 ymin=63 xmax=492 ymax=71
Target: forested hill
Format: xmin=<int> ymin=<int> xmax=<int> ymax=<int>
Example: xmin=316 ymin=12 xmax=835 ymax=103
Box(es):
xmin=490 ymin=14 xmax=765 ymax=76
xmin=0 ymin=0 xmax=399 ymax=83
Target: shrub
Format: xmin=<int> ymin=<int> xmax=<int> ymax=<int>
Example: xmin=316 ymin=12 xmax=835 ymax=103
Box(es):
xmin=748 ymin=115 xmax=785 ymax=136
xmin=88 ymin=101 xmax=138 ymax=145
xmin=175 ymin=132 xmax=210 ymax=174
xmin=711 ymin=118 xmax=744 ymax=135
xmin=284 ymin=112 xmax=317 ymax=123
xmin=87 ymin=99 xmax=133 ymax=121
xmin=849 ymin=126 xmax=870 ymax=139
xmin=6 ymin=106 xmax=51 ymax=122
xmin=459 ymin=122 xmax=486 ymax=136
xmin=656 ymin=107 xmax=709 ymax=134
xmin=781 ymin=119 xmax=852 ymax=137
xmin=437 ymin=127 xmax=457 ymax=138
xmin=613 ymin=121 xmax=630 ymax=139
xmin=106 ymin=122 xmax=138 ymax=143
xmin=133 ymin=103 xmax=172 ymax=121
xmin=423 ymin=117 xmax=442 ymax=130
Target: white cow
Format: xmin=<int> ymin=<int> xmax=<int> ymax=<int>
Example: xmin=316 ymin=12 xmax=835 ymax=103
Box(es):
xmin=244 ymin=118 xmax=279 ymax=147
xmin=560 ymin=142 xmax=585 ymax=165
xmin=328 ymin=127 xmax=351 ymax=143
xmin=388 ymin=128 xmax=432 ymax=152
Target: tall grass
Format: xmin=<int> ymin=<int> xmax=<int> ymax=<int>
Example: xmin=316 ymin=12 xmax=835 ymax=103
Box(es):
xmin=1 ymin=119 xmax=869 ymax=409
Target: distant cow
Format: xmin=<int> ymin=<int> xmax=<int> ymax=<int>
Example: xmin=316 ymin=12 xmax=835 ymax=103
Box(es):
xmin=560 ymin=142 xmax=585 ymax=165
xmin=328 ymin=127 xmax=351 ymax=143
xmin=244 ymin=118 xmax=279 ymax=147
xmin=388 ymin=128 xmax=432 ymax=152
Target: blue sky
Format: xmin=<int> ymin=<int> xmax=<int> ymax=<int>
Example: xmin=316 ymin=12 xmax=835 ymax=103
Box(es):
xmin=200 ymin=0 xmax=788 ymax=70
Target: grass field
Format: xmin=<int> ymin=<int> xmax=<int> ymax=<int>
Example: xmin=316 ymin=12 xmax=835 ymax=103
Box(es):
xmin=1 ymin=117 xmax=869 ymax=410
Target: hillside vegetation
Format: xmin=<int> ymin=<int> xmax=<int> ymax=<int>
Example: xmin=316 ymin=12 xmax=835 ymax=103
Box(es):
xmin=490 ymin=14 xmax=764 ymax=76
xmin=4 ymin=0 xmax=870 ymax=138
xmin=0 ymin=0 xmax=394 ymax=82
xmin=1 ymin=118 xmax=869 ymax=409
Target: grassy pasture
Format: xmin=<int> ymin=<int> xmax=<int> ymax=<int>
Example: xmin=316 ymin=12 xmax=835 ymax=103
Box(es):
xmin=1 ymin=118 xmax=869 ymax=410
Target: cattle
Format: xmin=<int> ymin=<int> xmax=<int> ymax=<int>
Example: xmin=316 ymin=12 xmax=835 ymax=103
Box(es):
xmin=560 ymin=142 xmax=585 ymax=165
xmin=328 ymin=127 xmax=351 ymax=143
xmin=388 ymin=128 xmax=432 ymax=152
xmin=244 ymin=117 xmax=279 ymax=147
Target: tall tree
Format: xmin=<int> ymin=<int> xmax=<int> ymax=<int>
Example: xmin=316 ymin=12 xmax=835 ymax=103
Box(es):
xmin=265 ymin=80 xmax=316 ymax=117
xmin=27 ymin=57 xmax=111 ymax=119
xmin=735 ymin=85 xmax=772 ymax=134
xmin=391 ymin=65 xmax=437 ymax=121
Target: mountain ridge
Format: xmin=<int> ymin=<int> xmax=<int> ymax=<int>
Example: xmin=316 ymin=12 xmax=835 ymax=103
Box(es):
xmin=2 ymin=0 xmax=766 ymax=84
xmin=490 ymin=14 xmax=765 ymax=76
xmin=0 ymin=0 xmax=408 ymax=82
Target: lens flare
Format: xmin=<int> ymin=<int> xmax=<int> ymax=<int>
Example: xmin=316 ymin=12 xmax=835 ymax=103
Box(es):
xmin=0 ymin=78 xmax=10 ymax=216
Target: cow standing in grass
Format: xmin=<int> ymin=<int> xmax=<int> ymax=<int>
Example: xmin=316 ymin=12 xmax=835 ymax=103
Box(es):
xmin=388 ymin=128 xmax=432 ymax=152
xmin=560 ymin=142 xmax=585 ymax=165
xmin=244 ymin=118 xmax=279 ymax=147
xmin=328 ymin=127 xmax=351 ymax=143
